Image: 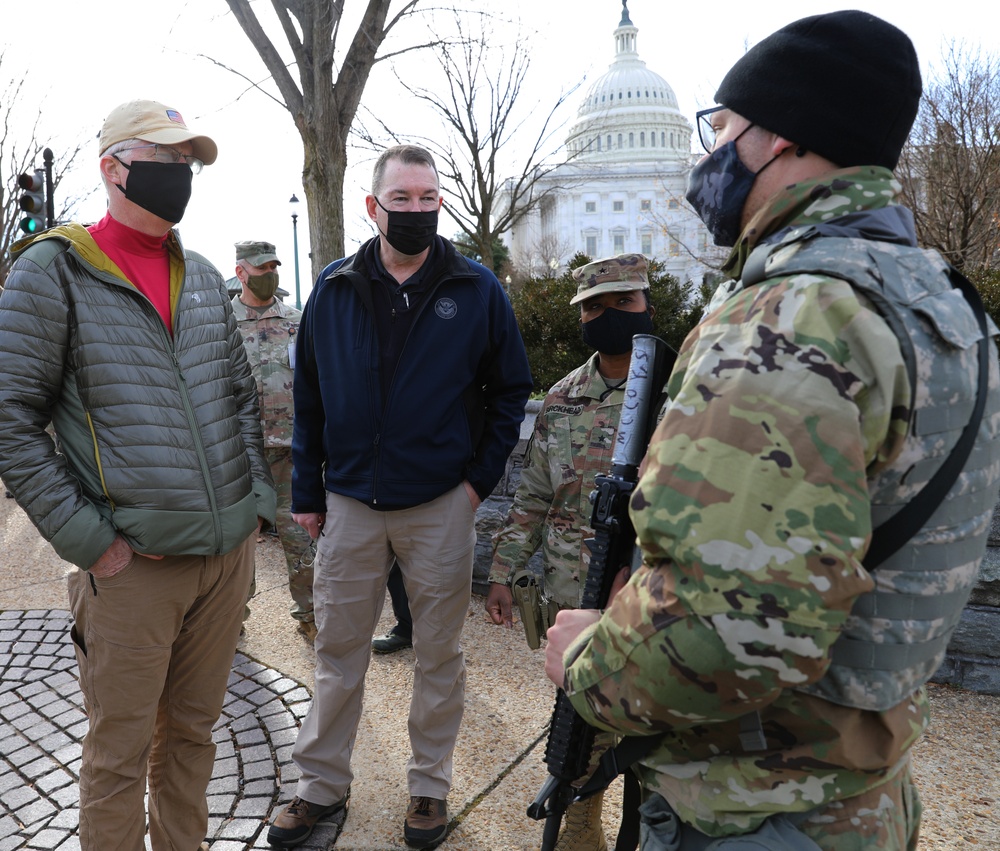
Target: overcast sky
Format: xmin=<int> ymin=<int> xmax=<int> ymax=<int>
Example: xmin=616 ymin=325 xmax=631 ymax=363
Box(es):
xmin=4 ymin=0 xmax=989 ymax=305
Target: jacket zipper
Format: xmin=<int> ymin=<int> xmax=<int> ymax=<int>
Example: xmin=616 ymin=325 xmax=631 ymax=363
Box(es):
xmin=86 ymin=412 xmax=116 ymax=511
xmin=370 ymin=278 xmax=451 ymax=504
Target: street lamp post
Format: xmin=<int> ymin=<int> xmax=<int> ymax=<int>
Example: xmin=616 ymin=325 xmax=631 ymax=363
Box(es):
xmin=289 ymin=194 xmax=301 ymax=310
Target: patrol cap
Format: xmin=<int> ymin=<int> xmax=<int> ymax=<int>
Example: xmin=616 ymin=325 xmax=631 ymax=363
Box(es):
xmin=570 ymin=253 xmax=650 ymax=305
xmin=99 ymin=99 xmax=218 ymax=165
xmin=235 ymin=240 xmax=281 ymax=266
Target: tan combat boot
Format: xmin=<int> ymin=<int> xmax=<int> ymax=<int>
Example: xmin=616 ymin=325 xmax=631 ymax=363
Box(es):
xmin=554 ymin=790 xmax=608 ymax=851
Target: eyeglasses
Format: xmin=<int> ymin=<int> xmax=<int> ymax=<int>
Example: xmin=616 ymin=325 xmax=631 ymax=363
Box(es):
xmin=125 ymin=143 xmax=204 ymax=174
xmin=378 ymin=194 xmax=441 ymax=212
xmin=695 ymin=105 xmax=727 ymax=154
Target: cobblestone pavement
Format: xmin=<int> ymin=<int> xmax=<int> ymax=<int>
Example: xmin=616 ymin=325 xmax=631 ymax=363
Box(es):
xmin=0 ymin=609 xmax=351 ymax=851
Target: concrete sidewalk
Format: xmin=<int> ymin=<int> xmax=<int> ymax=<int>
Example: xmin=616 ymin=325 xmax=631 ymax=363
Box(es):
xmin=1 ymin=495 xmax=998 ymax=850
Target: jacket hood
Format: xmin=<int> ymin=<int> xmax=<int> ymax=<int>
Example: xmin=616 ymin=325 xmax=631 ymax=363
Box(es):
xmin=12 ymin=222 xmax=95 ymax=260
xmin=12 ymin=221 xmax=183 ymax=285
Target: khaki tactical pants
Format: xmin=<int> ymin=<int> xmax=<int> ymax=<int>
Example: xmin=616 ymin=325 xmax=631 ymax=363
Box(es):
xmin=291 ymin=485 xmax=477 ymax=805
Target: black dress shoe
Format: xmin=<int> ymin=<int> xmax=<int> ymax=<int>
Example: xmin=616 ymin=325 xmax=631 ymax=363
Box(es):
xmin=372 ymin=631 xmax=412 ymax=654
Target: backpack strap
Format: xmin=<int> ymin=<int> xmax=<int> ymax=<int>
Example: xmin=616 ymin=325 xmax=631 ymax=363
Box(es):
xmin=862 ymin=266 xmax=990 ymax=569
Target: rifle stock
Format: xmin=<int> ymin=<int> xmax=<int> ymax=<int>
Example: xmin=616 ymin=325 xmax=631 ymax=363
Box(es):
xmin=528 ymin=335 xmax=674 ymax=850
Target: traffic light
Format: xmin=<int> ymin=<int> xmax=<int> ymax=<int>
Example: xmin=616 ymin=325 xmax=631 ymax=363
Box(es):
xmin=17 ymin=170 xmax=45 ymax=234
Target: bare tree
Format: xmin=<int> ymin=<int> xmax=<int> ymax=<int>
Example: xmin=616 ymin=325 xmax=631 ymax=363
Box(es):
xmin=1 ymin=54 xmax=91 ymax=285
xmin=375 ymin=12 xmax=581 ymax=273
xmin=508 ymin=232 xmax=576 ymax=283
xmin=897 ymin=42 xmax=1000 ymax=270
xmin=638 ymin=176 xmax=730 ymax=275
xmin=223 ymin=0 xmax=439 ymax=279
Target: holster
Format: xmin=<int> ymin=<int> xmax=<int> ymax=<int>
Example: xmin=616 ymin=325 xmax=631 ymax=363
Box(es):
xmin=511 ymin=570 xmax=560 ymax=650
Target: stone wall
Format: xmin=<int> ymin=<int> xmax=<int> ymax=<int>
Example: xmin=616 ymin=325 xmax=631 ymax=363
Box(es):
xmin=475 ymin=403 xmax=1000 ymax=696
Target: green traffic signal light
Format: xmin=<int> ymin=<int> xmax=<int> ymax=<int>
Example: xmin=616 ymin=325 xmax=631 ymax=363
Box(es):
xmin=18 ymin=215 xmax=42 ymax=233
xmin=17 ymin=170 xmax=45 ymax=234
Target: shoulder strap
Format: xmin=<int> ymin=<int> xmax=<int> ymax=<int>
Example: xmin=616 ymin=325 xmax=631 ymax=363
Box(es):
xmin=748 ymin=237 xmax=990 ymax=570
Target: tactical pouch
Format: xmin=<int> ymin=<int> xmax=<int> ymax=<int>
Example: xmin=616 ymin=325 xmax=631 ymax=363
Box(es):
xmin=511 ymin=570 xmax=559 ymax=650
xmin=637 ymin=792 xmax=822 ymax=850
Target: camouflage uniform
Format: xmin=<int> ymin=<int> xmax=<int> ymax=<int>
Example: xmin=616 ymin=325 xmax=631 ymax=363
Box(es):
xmin=233 ymin=295 xmax=314 ymax=623
xmin=560 ymin=168 xmax=1000 ymax=848
xmin=490 ymin=355 xmax=623 ymax=608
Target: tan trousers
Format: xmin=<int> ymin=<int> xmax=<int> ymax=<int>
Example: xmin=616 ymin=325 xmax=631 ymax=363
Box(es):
xmin=67 ymin=535 xmax=255 ymax=851
xmin=292 ymin=485 xmax=477 ymax=805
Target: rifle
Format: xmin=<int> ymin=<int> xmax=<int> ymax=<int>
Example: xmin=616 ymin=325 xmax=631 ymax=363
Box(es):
xmin=527 ymin=334 xmax=674 ymax=851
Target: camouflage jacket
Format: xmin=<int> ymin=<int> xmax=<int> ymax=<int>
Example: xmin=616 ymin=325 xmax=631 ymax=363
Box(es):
xmin=561 ymin=167 xmax=1000 ymax=836
xmin=490 ymin=353 xmax=622 ymax=608
xmin=232 ymin=295 xmax=302 ymax=448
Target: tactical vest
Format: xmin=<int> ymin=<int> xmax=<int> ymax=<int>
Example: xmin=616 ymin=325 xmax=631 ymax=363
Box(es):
xmin=740 ymin=228 xmax=1000 ymax=711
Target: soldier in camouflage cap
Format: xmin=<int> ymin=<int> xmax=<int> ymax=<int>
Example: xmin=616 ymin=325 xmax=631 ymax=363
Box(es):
xmin=545 ymin=10 xmax=1000 ymax=851
xmin=232 ymin=240 xmax=316 ymax=642
xmin=487 ymin=253 xmax=654 ymax=851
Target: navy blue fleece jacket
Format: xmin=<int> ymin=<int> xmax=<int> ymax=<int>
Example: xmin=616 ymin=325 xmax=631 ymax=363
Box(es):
xmin=291 ymin=236 xmax=532 ymax=511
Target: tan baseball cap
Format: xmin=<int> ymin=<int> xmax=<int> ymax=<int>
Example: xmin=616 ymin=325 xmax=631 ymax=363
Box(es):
xmin=570 ymin=253 xmax=650 ymax=305
xmin=99 ymin=99 xmax=218 ymax=165
xmin=235 ymin=240 xmax=281 ymax=266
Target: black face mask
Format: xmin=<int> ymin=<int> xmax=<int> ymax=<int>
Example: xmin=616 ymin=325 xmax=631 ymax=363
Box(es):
xmin=114 ymin=157 xmax=193 ymax=224
xmin=374 ymin=196 xmax=438 ymax=255
xmin=684 ymin=124 xmax=779 ymax=247
xmin=581 ymin=306 xmax=654 ymax=356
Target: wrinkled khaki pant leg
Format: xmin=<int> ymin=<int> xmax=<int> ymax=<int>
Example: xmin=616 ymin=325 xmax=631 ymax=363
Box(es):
xmin=68 ymin=536 xmax=254 ymax=851
xmin=293 ymin=486 xmax=475 ymax=804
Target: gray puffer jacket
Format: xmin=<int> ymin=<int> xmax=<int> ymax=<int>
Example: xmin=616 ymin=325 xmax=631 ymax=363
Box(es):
xmin=0 ymin=223 xmax=276 ymax=569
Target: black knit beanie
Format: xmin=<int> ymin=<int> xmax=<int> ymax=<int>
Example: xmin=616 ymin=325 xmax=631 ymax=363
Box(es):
xmin=714 ymin=10 xmax=922 ymax=169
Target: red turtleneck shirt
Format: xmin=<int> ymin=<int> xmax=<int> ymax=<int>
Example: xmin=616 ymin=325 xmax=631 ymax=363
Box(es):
xmin=88 ymin=212 xmax=173 ymax=336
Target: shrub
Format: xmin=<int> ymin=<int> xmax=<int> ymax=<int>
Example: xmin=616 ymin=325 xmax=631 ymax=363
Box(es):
xmin=967 ymin=266 xmax=1000 ymax=331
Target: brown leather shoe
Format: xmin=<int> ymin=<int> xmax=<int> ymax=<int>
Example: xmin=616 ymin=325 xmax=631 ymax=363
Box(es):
xmin=404 ymin=796 xmax=448 ymax=848
xmin=267 ymin=791 xmax=349 ymax=848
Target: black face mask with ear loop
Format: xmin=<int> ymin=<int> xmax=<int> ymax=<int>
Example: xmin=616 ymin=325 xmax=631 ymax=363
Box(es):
xmin=581 ymin=306 xmax=654 ymax=356
xmin=374 ymin=196 xmax=439 ymax=255
xmin=684 ymin=124 xmax=780 ymax=247
xmin=114 ymin=157 xmax=193 ymax=224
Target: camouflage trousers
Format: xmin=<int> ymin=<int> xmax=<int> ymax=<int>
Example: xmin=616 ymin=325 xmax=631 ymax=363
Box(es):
xmin=799 ymin=759 xmax=921 ymax=851
xmin=639 ymin=758 xmax=920 ymax=850
xmin=245 ymin=447 xmax=315 ymax=623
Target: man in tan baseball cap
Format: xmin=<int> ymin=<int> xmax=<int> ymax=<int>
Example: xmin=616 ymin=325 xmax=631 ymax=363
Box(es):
xmin=96 ymin=98 xmax=218 ymax=228
xmin=0 ymin=98 xmax=275 ymax=851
